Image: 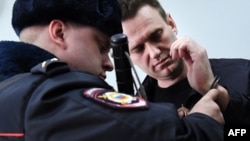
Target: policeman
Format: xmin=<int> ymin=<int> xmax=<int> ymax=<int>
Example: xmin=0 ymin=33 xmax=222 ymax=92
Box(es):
xmin=0 ymin=0 xmax=224 ymax=140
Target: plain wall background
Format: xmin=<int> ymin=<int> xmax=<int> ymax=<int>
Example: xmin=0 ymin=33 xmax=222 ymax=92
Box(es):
xmin=1 ymin=0 xmax=249 ymax=91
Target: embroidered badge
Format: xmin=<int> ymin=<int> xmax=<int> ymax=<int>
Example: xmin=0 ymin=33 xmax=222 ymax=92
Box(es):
xmin=83 ymin=88 xmax=148 ymax=109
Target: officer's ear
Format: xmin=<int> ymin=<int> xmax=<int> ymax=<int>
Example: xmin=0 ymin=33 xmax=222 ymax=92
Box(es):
xmin=165 ymin=13 xmax=178 ymax=35
xmin=49 ymin=20 xmax=67 ymax=49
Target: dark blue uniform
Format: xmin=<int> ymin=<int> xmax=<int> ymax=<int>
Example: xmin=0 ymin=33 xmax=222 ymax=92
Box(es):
xmin=0 ymin=41 xmax=223 ymax=141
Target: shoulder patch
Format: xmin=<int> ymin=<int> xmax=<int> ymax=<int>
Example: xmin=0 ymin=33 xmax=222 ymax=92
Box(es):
xmin=83 ymin=88 xmax=148 ymax=109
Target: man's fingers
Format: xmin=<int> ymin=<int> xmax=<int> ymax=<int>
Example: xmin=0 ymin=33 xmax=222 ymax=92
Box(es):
xmin=204 ymin=89 xmax=219 ymax=101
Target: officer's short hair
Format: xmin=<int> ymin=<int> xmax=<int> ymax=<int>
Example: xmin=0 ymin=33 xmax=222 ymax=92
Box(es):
xmin=12 ymin=0 xmax=122 ymax=37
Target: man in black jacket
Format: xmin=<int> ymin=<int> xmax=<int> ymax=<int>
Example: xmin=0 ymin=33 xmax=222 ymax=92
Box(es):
xmin=0 ymin=0 xmax=225 ymax=141
xmin=119 ymin=0 xmax=250 ymax=125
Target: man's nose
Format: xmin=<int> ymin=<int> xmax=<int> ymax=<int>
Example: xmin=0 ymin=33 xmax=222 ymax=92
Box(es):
xmin=104 ymin=56 xmax=114 ymax=71
xmin=147 ymin=44 xmax=161 ymax=59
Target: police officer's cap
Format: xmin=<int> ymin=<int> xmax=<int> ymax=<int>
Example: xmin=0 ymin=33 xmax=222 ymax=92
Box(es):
xmin=12 ymin=0 xmax=122 ymax=37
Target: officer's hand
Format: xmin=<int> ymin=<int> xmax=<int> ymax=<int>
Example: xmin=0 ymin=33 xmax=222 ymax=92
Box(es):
xmin=177 ymin=105 xmax=189 ymax=118
xmin=189 ymin=89 xmax=225 ymax=124
xmin=170 ymin=37 xmax=214 ymax=95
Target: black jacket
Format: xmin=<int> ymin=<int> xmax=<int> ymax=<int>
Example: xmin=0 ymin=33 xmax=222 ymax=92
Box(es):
xmin=0 ymin=41 xmax=224 ymax=141
xmin=143 ymin=58 xmax=250 ymax=125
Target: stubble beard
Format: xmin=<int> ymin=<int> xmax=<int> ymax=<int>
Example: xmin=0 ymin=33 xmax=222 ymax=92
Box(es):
xmin=166 ymin=58 xmax=185 ymax=80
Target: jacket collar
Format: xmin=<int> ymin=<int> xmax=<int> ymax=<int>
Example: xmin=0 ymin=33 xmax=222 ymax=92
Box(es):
xmin=0 ymin=41 xmax=55 ymax=80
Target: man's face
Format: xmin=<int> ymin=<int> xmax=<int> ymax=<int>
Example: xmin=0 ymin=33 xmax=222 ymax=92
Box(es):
xmin=63 ymin=24 xmax=113 ymax=80
xmin=122 ymin=5 xmax=180 ymax=80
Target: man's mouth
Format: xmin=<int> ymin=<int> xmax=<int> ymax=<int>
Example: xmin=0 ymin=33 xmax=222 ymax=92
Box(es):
xmin=154 ymin=55 xmax=171 ymax=67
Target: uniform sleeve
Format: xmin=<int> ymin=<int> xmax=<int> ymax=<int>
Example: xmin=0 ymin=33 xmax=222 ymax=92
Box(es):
xmin=222 ymin=59 xmax=250 ymax=125
xmin=24 ymin=88 xmax=223 ymax=141
xmin=224 ymin=89 xmax=250 ymax=125
xmin=211 ymin=59 xmax=250 ymax=125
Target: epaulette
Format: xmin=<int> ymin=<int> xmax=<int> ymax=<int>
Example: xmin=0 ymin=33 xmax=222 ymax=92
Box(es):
xmin=31 ymin=58 xmax=70 ymax=77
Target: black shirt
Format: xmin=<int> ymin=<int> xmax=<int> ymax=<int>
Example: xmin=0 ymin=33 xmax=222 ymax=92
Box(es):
xmin=152 ymin=78 xmax=192 ymax=108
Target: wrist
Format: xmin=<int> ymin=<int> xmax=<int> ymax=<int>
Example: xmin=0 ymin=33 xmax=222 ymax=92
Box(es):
xmin=210 ymin=76 xmax=220 ymax=89
xmin=200 ymin=76 xmax=220 ymax=95
xmin=205 ymin=76 xmax=230 ymax=112
xmin=213 ymin=84 xmax=230 ymax=113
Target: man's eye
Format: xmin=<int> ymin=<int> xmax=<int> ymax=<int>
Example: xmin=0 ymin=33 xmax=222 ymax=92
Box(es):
xmin=131 ymin=45 xmax=144 ymax=53
xmin=150 ymin=29 xmax=162 ymax=42
xmin=100 ymin=45 xmax=109 ymax=54
xmin=99 ymin=45 xmax=105 ymax=53
xmin=98 ymin=42 xmax=110 ymax=54
xmin=94 ymin=36 xmax=110 ymax=54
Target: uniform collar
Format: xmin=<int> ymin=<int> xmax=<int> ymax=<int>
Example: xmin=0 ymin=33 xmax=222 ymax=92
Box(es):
xmin=0 ymin=41 xmax=55 ymax=80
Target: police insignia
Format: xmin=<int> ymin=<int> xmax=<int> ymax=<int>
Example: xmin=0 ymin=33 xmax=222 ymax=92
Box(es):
xmin=83 ymin=88 xmax=148 ymax=109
